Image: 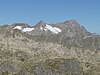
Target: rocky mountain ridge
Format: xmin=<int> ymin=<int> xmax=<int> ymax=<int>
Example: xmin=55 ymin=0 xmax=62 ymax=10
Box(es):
xmin=0 ymin=19 xmax=100 ymax=75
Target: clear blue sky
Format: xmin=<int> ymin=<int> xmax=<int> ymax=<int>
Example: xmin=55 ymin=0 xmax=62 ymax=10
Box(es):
xmin=0 ymin=0 xmax=100 ymax=34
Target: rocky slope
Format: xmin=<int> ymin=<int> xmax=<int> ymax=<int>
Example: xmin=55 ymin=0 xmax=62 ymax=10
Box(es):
xmin=0 ymin=19 xmax=100 ymax=75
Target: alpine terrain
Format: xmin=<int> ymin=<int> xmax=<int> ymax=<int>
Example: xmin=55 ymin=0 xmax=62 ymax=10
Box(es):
xmin=0 ymin=19 xmax=100 ymax=75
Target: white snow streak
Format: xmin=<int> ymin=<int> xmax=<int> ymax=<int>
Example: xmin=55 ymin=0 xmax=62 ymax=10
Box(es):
xmin=22 ymin=28 xmax=34 ymax=32
xmin=40 ymin=27 xmax=43 ymax=31
xmin=13 ymin=26 xmax=34 ymax=32
xmin=45 ymin=24 xmax=61 ymax=34
xmin=13 ymin=26 xmax=22 ymax=30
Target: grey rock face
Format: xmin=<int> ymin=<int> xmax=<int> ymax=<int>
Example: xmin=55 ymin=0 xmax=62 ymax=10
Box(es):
xmin=34 ymin=59 xmax=82 ymax=75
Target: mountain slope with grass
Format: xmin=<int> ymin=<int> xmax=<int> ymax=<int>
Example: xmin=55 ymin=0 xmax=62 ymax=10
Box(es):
xmin=0 ymin=19 xmax=100 ymax=75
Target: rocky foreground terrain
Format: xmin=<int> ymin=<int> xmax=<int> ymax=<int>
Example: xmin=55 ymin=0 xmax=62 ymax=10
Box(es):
xmin=0 ymin=19 xmax=100 ymax=75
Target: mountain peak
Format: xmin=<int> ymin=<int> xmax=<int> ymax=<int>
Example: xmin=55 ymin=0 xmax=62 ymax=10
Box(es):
xmin=34 ymin=20 xmax=46 ymax=27
xmin=33 ymin=20 xmax=46 ymax=32
xmin=64 ymin=19 xmax=79 ymax=25
xmin=12 ymin=23 xmax=31 ymax=28
xmin=38 ymin=20 xmax=45 ymax=23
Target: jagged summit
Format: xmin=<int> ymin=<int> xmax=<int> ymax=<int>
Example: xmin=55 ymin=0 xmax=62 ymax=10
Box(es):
xmin=34 ymin=20 xmax=46 ymax=28
xmin=12 ymin=23 xmax=31 ymax=28
xmin=0 ymin=19 xmax=99 ymax=46
xmin=31 ymin=19 xmax=88 ymax=35
xmin=0 ymin=19 xmax=90 ymax=35
xmin=64 ymin=19 xmax=78 ymax=24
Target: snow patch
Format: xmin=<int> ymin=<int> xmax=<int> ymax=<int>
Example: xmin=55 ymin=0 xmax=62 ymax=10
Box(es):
xmin=22 ymin=28 xmax=34 ymax=32
xmin=44 ymin=28 xmax=48 ymax=31
xmin=13 ymin=24 xmax=61 ymax=34
xmin=13 ymin=26 xmax=22 ymax=30
xmin=45 ymin=24 xmax=61 ymax=34
xmin=13 ymin=25 xmax=34 ymax=32
xmin=40 ymin=27 xmax=43 ymax=31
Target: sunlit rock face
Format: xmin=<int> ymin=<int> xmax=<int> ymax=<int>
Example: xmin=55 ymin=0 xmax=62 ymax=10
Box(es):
xmin=0 ymin=19 xmax=100 ymax=75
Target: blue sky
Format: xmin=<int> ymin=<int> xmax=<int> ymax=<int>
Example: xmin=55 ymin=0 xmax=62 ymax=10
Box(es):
xmin=0 ymin=0 xmax=100 ymax=34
